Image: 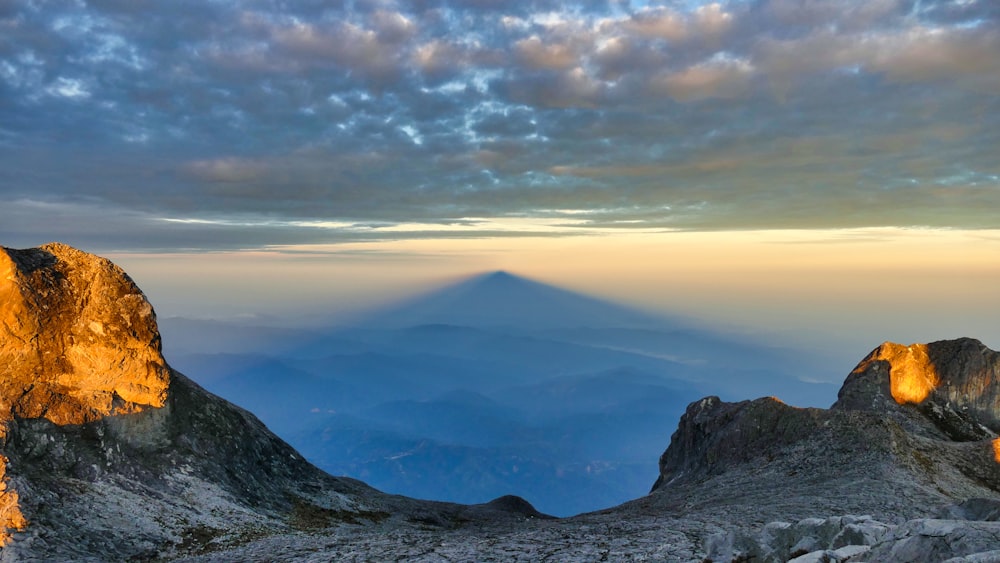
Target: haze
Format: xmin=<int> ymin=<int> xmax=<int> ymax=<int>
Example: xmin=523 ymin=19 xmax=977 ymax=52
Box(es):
xmin=108 ymin=228 xmax=1000 ymax=377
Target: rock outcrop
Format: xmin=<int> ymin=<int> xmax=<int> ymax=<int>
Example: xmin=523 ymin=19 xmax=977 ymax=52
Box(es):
xmin=648 ymin=338 xmax=1000 ymax=561
xmin=0 ymin=243 xmax=169 ymax=426
xmin=0 ymin=244 xmax=542 ymax=560
xmin=0 ymin=242 xmax=172 ymax=545
xmin=716 ymin=500 xmax=1000 ymax=563
xmin=835 ymin=339 xmax=1000 ymax=441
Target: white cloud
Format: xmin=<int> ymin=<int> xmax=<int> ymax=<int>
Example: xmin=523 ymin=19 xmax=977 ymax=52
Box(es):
xmin=46 ymin=77 xmax=90 ymax=99
xmin=1 ymin=0 xmax=999 ymax=253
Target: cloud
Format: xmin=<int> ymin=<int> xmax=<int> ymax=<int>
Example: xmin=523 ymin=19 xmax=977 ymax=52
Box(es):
xmin=652 ymin=53 xmax=754 ymax=101
xmin=514 ymin=36 xmax=580 ymax=70
xmin=756 ymin=24 xmax=1000 ymax=90
xmin=0 ymin=0 xmax=998 ymax=252
xmin=623 ymin=3 xmax=734 ymax=43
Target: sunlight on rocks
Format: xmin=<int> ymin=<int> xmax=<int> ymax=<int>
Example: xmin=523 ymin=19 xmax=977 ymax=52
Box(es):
xmin=0 ymin=455 xmax=27 ymax=546
xmin=877 ymin=343 xmax=940 ymax=405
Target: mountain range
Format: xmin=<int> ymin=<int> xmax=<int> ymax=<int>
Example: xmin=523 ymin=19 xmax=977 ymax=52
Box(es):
xmin=4 ymin=243 xmax=1000 ymax=562
xmin=160 ymin=269 xmax=838 ymax=515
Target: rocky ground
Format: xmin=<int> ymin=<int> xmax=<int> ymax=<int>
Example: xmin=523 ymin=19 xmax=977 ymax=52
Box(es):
xmin=168 ymin=501 xmax=1000 ymax=562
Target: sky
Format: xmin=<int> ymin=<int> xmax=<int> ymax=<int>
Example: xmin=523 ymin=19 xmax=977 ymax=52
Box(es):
xmin=2 ymin=0 xmax=999 ymax=367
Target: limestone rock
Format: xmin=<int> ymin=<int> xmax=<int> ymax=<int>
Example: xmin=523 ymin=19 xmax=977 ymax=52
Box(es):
xmin=652 ymin=395 xmax=826 ymax=491
xmin=943 ymin=550 xmax=1000 ymax=563
xmin=788 ymin=544 xmax=871 ymax=563
xmin=707 ymin=515 xmax=890 ymax=563
xmin=939 ymin=498 xmax=1000 ymax=521
xmin=865 ymin=519 xmax=1000 ymax=562
xmin=0 ymin=243 xmax=172 ymax=545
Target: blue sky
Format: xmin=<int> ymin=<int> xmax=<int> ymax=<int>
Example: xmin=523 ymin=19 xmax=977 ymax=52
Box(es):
xmin=1 ymin=0 xmax=998 ymax=250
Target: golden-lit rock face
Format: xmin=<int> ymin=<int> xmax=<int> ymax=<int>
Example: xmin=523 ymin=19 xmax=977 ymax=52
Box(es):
xmin=871 ymin=342 xmax=941 ymax=405
xmin=0 ymin=456 xmax=26 ymax=542
xmin=0 ymin=243 xmax=169 ymax=423
xmin=993 ymin=439 xmax=1000 ymax=464
xmin=0 ymin=243 xmax=171 ymax=543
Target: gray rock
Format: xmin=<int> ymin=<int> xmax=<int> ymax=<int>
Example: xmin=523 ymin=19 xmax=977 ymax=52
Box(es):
xmin=867 ymin=519 xmax=1000 ymax=563
xmin=939 ymin=498 xmax=1000 ymax=522
xmin=788 ymin=544 xmax=872 ymax=563
xmin=943 ymin=550 xmax=1000 ymax=562
xmin=832 ymin=517 xmax=891 ymax=548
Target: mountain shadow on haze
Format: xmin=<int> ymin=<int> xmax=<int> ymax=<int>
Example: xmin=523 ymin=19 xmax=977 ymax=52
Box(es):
xmin=358 ymin=271 xmax=668 ymax=330
xmin=163 ymin=271 xmax=840 ymax=516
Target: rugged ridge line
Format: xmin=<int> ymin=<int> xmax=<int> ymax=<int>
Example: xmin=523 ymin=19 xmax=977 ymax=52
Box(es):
xmin=653 ymin=338 xmax=1000 ymax=500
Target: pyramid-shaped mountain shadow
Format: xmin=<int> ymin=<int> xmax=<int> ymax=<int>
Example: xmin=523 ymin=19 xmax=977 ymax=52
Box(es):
xmin=164 ymin=269 xmax=839 ymax=516
xmin=355 ymin=271 xmax=675 ymax=331
xmin=319 ymin=270 xmax=837 ymax=405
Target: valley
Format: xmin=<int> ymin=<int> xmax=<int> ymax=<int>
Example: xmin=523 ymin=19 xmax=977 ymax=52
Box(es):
xmin=161 ymin=271 xmax=837 ymax=516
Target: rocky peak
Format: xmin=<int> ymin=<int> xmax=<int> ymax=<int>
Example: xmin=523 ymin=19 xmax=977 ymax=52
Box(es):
xmin=651 ymin=395 xmax=827 ymax=492
xmin=651 ymin=337 xmax=1000 ymax=522
xmin=834 ymin=338 xmax=1000 ymax=441
xmin=0 ymin=242 xmax=169 ymax=426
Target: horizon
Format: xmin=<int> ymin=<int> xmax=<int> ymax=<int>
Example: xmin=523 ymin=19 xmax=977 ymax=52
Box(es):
xmin=92 ymin=227 xmax=1000 ymax=382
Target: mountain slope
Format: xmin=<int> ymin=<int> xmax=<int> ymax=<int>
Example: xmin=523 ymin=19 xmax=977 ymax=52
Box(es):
xmin=639 ymin=339 xmax=1000 ymax=538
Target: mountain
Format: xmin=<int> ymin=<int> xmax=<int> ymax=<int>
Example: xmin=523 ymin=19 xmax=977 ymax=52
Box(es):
xmin=0 ymin=244 xmax=543 ymax=560
xmin=156 ymin=336 xmax=1000 ymax=562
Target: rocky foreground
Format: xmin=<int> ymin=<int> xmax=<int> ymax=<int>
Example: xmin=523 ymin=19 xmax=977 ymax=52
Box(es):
xmin=2 ymin=243 xmax=1000 ymax=562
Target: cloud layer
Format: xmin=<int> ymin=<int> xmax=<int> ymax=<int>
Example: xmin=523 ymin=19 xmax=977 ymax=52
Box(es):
xmin=1 ymin=0 xmax=998 ymax=250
